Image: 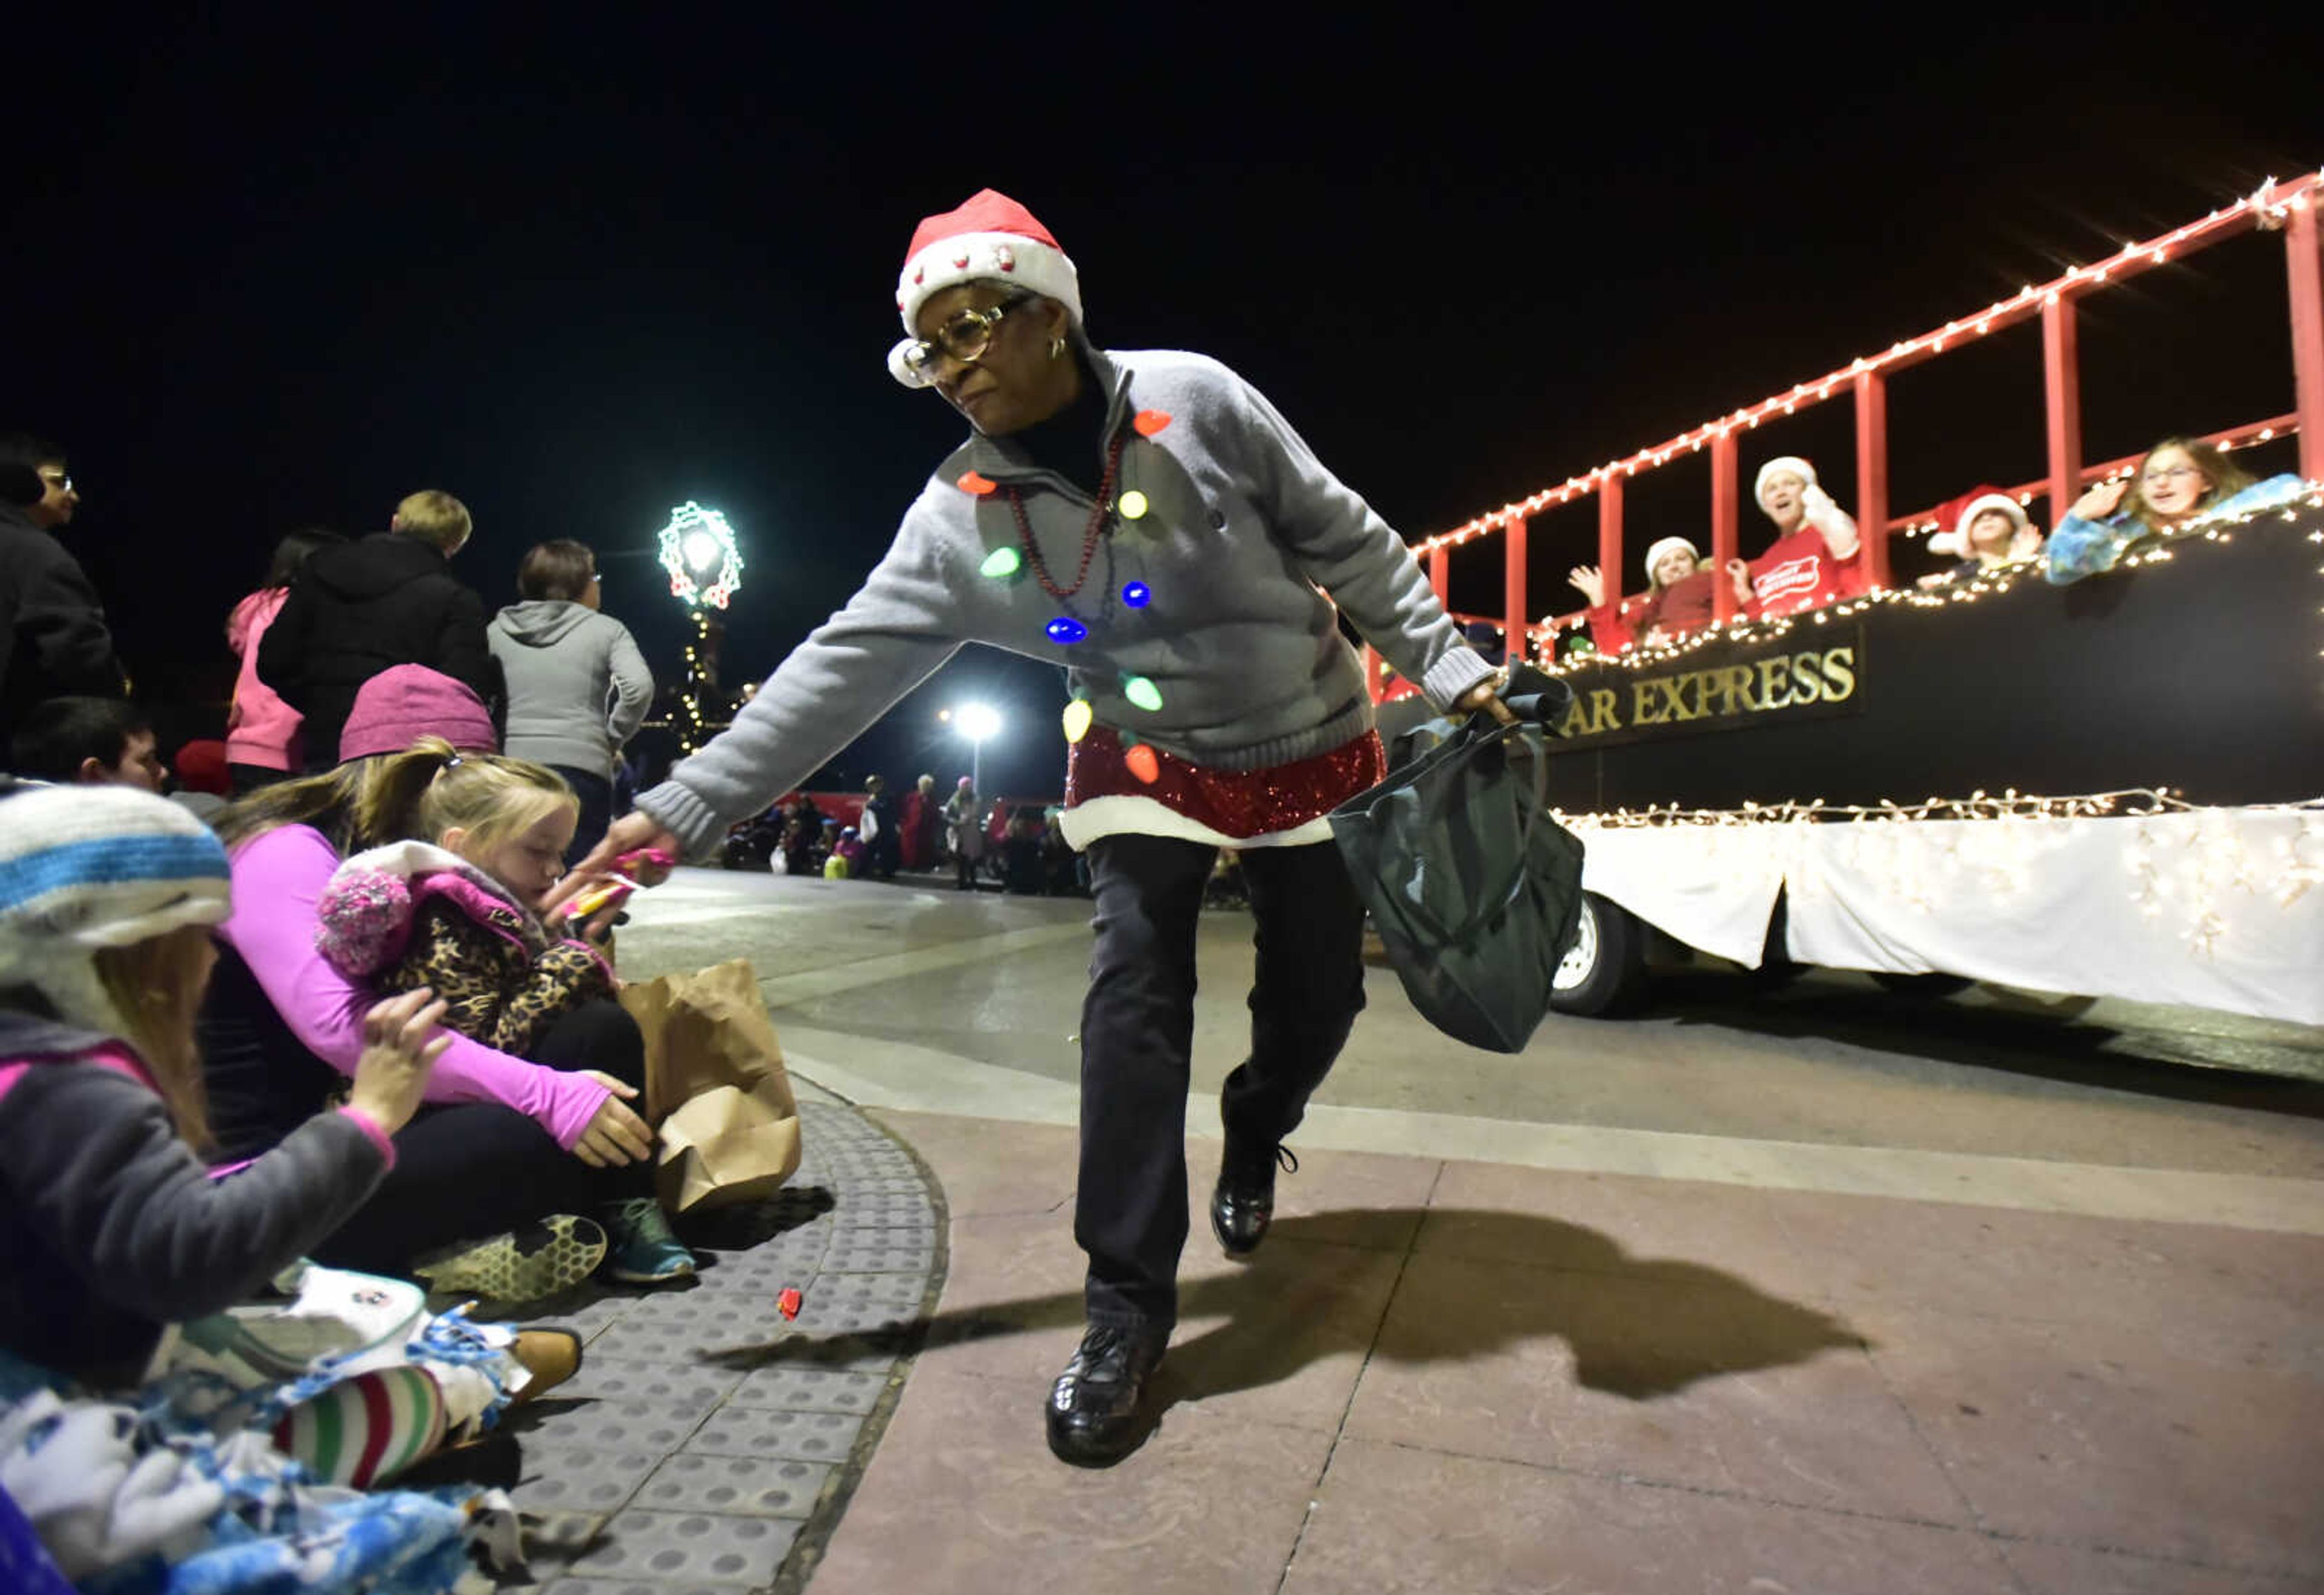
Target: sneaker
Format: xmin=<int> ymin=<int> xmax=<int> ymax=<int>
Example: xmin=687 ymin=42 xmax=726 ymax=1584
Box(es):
xmin=412 ymin=1215 xmax=608 ymax=1306
xmin=600 ymin=1197 xmax=697 ymax=1284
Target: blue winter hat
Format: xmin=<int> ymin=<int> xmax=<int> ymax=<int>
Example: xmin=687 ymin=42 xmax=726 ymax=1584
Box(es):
xmin=0 ymin=786 xmax=231 ymax=1033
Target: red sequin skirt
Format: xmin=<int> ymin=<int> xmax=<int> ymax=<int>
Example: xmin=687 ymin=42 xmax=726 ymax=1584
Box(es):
xmin=1065 ymin=724 xmax=1386 ymax=840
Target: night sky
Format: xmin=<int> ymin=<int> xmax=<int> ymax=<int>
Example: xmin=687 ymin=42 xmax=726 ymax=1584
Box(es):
xmin=21 ymin=10 xmax=2322 ymax=798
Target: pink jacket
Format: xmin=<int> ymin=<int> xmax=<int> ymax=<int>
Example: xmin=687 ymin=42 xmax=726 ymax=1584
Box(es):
xmin=218 ymin=824 xmax=613 ymax=1149
xmin=225 ymin=588 xmax=303 ymax=771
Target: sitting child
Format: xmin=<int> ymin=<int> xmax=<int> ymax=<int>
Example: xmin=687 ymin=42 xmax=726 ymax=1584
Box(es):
xmin=313 ymin=738 xmax=694 ymax=1285
xmin=1919 ymin=489 xmax=2043 ymax=588
xmin=826 ymin=825 xmax=864 ymax=878
xmin=0 ymin=786 xmax=453 ymax=1386
xmin=2046 ymin=437 xmax=2305 ymax=584
xmin=1566 ymin=536 xmax=1735 ymax=652
xmin=1738 ymin=456 xmax=1867 ymax=618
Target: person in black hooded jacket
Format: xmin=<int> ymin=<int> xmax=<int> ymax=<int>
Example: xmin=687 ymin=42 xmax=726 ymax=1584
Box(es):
xmin=258 ymin=489 xmax=501 ymax=768
xmin=0 ymin=433 xmax=125 ymax=748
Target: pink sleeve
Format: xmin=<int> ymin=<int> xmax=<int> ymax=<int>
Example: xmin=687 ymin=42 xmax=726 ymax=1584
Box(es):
xmin=219 ymin=826 xmax=612 ymax=1150
xmin=334 ymin=1105 xmax=398 ymax=1168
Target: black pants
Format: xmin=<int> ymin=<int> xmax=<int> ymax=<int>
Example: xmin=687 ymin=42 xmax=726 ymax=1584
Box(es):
xmin=550 ymin=765 xmax=614 ymax=869
xmin=312 ymin=999 xmax=652 ymax=1274
xmin=1076 ymin=835 xmax=1365 ymax=1330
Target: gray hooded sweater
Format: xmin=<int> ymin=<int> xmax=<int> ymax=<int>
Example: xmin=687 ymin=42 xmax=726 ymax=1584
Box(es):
xmin=488 ymin=601 xmax=654 ymax=777
xmin=635 ymin=347 xmax=1493 ymax=852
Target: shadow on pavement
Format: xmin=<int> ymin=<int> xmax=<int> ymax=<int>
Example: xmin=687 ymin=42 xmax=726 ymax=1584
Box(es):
xmin=703 ymin=1206 xmax=1862 ymax=1409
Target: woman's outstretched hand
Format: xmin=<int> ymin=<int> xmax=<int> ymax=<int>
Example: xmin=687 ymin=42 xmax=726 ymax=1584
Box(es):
xmin=347 ymin=988 xmax=453 ymax=1136
xmin=546 ymin=812 xmax=679 ymax=918
xmin=1452 ymin=671 xmax=1519 ymax=725
xmin=571 ymin=1071 xmax=655 ymax=1168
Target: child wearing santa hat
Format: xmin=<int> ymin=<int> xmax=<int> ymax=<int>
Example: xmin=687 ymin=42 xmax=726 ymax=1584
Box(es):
xmin=1917 ymin=488 xmax=2043 ymax=589
xmin=1564 ymin=534 xmax=1741 ymax=652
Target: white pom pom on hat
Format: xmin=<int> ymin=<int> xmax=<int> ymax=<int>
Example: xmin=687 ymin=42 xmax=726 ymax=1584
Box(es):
xmin=1753 ymin=456 xmax=1819 ymax=508
xmin=890 ymin=189 xmax=1083 ymax=388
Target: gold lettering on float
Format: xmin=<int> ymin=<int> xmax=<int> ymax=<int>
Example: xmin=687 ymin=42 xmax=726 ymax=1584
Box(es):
xmin=1554 ymin=634 xmax=1860 ymax=745
xmin=1757 ymin=654 xmax=1793 ymax=706
xmin=1631 ymin=679 xmax=1667 ymax=726
xmin=1819 ymin=645 xmax=1856 ymax=702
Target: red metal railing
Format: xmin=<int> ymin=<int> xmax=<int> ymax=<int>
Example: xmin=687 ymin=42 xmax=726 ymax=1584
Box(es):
xmin=1373 ymin=169 xmax=2324 ymax=686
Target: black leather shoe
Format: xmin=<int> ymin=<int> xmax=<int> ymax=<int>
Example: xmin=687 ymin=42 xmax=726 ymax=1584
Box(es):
xmin=1211 ymin=1138 xmax=1298 ymax=1258
xmin=1045 ymin=1323 xmax=1168 ymax=1467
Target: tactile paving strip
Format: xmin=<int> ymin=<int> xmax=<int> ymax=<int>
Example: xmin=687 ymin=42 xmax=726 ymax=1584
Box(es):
xmin=566 ymin=1508 xmax=803 ymax=1585
xmin=510 ymin=1097 xmax=946 ymax=1593
xmin=726 ymin=1365 xmax=890 ymax=1414
xmin=510 ymin=1445 xmax=663 ymax=1516
xmin=684 ymin=1404 xmax=868 ymax=1464
xmin=630 ymin=1452 xmax=833 ymax=1518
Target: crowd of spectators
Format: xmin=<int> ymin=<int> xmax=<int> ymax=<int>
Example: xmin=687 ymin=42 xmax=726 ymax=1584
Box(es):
xmin=0 ymin=433 xmax=683 ymax=1584
xmin=726 ymin=775 xmax=1086 ymax=895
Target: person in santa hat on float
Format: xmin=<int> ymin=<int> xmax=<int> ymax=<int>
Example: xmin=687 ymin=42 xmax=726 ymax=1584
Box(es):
xmin=553 ymin=189 xmax=1511 ymax=1466
xmin=1916 ymin=488 xmax=2043 ymax=589
xmin=1733 ymin=456 xmax=1868 ymax=619
xmin=1564 ymin=534 xmax=1732 ymax=653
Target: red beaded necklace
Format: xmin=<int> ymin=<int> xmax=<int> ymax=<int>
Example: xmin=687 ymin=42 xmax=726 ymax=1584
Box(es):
xmin=1006 ymin=428 xmax=1128 ymax=601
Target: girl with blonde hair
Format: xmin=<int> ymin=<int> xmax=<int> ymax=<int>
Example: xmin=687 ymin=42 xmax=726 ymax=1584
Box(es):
xmin=314 ymin=738 xmax=692 ymax=1284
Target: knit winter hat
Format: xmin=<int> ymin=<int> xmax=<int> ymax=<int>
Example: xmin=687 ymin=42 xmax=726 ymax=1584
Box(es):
xmin=0 ymin=786 xmax=232 ymax=1036
xmin=889 ymin=189 xmax=1082 ymax=388
xmin=338 ymin=666 xmax=498 ymax=763
xmin=1642 ymin=536 xmax=1700 ymax=585
xmin=1754 ymin=456 xmax=1818 ymax=508
xmin=1929 ymin=490 xmax=2035 ymax=560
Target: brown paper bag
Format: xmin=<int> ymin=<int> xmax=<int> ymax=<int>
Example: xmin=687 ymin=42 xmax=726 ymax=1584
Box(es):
xmin=616 ymin=958 xmax=803 ymax=1212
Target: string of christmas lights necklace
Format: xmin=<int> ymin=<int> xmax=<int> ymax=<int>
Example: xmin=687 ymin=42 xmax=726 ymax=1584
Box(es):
xmin=1008 ymin=429 xmax=1128 ymax=602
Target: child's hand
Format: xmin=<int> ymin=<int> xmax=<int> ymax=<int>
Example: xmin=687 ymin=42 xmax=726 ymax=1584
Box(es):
xmin=1566 ymin=564 xmax=1606 ymax=607
xmin=2072 ymin=478 xmax=2130 ymax=521
xmin=548 ymin=815 xmax=679 ymax=918
xmin=347 ymin=988 xmax=452 ymax=1136
xmin=1726 ymin=558 xmax=1753 ymax=601
xmin=571 ymin=1072 xmax=654 ymax=1169
xmin=615 ymin=847 xmax=675 ymax=887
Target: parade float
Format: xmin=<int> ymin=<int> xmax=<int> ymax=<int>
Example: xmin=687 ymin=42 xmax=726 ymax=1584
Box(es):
xmin=1383 ymin=173 xmax=2324 ymax=1022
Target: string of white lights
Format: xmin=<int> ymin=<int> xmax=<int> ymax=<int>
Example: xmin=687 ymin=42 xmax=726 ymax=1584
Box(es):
xmin=1531 ymin=486 xmax=2323 ymax=672
xmin=1417 ymin=169 xmax=2323 ymax=555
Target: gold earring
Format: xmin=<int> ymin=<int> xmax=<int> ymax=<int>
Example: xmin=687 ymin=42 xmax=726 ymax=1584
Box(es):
xmin=1049 ymin=337 xmax=1066 ymax=360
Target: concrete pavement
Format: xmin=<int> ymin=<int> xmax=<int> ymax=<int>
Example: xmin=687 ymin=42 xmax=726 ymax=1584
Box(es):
xmin=504 ymin=866 xmax=2324 ymax=1593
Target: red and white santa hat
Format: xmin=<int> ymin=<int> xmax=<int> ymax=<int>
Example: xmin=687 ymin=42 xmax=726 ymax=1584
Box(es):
xmin=1642 ymin=536 xmax=1699 ymax=586
xmin=889 ymin=189 xmax=1083 ymax=388
xmin=1929 ymin=488 xmax=2034 ymax=558
xmin=1753 ymin=456 xmax=1818 ymax=508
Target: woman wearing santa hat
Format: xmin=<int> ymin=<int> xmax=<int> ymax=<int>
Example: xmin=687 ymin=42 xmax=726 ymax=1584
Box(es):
xmin=556 ymin=189 xmax=1508 ymax=1465
xmin=1564 ymin=534 xmax=1740 ymax=652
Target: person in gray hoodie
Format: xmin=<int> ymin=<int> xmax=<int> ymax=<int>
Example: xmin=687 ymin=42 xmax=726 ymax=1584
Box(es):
xmin=553 ymin=190 xmax=1514 ymax=1467
xmin=488 ymin=541 xmax=655 ymax=864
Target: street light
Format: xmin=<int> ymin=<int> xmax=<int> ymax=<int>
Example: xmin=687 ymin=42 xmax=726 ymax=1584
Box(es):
xmin=655 ymin=502 xmax=744 ymax=754
xmin=954 ymin=702 xmax=1001 ymax=794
